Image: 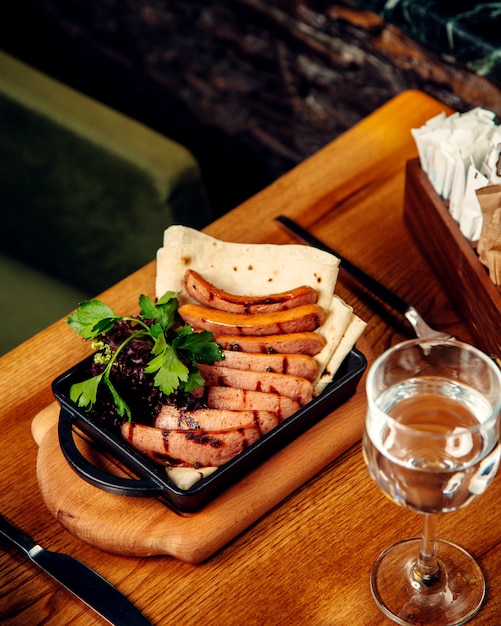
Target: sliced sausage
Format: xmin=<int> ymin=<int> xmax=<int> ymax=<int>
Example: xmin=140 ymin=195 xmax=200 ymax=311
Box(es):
xmin=184 ymin=269 xmax=318 ymax=314
xmin=220 ymin=350 xmax=318 ymax=381
xmin=202 ymin=386 xmax=300 ymax=419
xmin=121 ymin=421 xmax=261 ymax=468
xmin=154 ymin=406 xmax=280 ymax=434
xmin=178 ymin=303 xmax=326 ymax=336
xmin=214 ymin=332 xmax=326 ymax=356
xmin=198 ymin=364 xmax=314 ymax=406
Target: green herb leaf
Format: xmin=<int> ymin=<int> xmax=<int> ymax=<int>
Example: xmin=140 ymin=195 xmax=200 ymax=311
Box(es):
xmin=139 ymin=291 xmax=179 ymax=331
xmin=157 ymin=290 xmax=179 ymax=305
xmin=104 ymin=376 xmax=131 ymax=419
xmin=174 ymin=326 xmax=224 ymax=363
xmin=149 ymin=322 xmax=164 ymax=339
xmin=67 ymin=300 xmax=118 ymax=339
xmin=150 ymin=330 xmax=167 ymax=355
xmin=138 ymin=294 xmax=159 ymax=319
xmin=67 ymin=291 xmax=224 ymax=420
xmin=69 ymin=373 xmax=103 ymax=409
xmin=144 ymin=343 xmax=190 ymax=395
xmin=183 ymin=367 xmax=206 ymax=392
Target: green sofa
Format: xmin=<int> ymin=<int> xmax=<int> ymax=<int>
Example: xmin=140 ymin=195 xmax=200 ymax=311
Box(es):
xmin=0 ymin=51 xmax=213 ymax=355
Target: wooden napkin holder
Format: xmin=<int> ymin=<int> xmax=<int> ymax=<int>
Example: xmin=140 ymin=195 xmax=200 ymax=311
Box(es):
xmin=403 ymin=158 xmax=501 ymax=362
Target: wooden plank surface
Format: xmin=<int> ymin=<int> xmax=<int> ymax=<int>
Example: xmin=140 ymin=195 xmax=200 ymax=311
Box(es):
xmin=32 ymin=342 xmax=369 ymax=564
xmin=2 ymin=90 xmax=499 ymax=625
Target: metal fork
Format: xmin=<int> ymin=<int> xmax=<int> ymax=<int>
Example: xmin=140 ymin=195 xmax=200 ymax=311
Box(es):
xmin=275 ymin=216 xmax=455 ymax=341
xmin=403 ymin=307 xmax=454 ymax=340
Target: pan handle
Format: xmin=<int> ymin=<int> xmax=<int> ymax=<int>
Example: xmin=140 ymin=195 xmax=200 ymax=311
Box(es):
xmin=58 ymin=407 xmax=165 ymax=497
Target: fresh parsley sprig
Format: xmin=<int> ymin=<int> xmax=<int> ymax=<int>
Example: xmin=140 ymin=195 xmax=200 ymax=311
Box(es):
xmin=67 ymin=291 xmax=223 ymax=420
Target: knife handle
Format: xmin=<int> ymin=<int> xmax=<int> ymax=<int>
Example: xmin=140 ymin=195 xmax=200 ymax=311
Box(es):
xmin=0 ymin=514 xmax=36 ymax=555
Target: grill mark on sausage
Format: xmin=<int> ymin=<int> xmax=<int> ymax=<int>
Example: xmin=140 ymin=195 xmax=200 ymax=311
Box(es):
xmin=213 ymin=332 xmax=326 ymax=356
xmin=121 ymin=421 xmax=263 ymax=467
xmin=198 ymin=364 xmax=314 ymax=405
xmin=184 ymin=269 xmax=318 ymax=315
xmin=119 ymin=274 xmax=330 ymax=469
xmin=201 ymin=387 xmax=300 ymax=419
xmin=155 ymin=406 xmax=280 ymax=434
xmin=184 ymin=430 xmax=224 ymax=448
xmin=178 ymin=303 xmax=326 ymax=336
xmin=219 ymin=350 xmax=318 ymax=380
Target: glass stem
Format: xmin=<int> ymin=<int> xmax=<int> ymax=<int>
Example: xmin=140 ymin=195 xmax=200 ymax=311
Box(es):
xmin=413 ymin=513 xmax=441 ymax=586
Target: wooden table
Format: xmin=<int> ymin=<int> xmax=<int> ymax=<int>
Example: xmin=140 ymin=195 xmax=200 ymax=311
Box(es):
xmin=1 ymin=91 xmax=499 ymax=625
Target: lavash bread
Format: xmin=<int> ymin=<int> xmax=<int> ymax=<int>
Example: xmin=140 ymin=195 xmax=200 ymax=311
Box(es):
xmin=156 ymin=225 xmax=366 ymax=393
xmin=155 ymin=225 xmax=367 ymax=489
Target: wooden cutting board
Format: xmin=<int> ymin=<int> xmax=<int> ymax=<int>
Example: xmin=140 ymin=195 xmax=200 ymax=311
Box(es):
xmin=32 ymin=339 xmax=371 ymax=564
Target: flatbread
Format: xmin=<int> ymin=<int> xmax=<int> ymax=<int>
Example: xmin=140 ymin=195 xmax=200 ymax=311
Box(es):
xmin=315 ymin=314 xmax=367 ymax=395
xmin=156 ymin=226 xmax=346 ymax=385
xmin=166 ymin=466 xmax=217 ymax=490
xmin=156 ymin=225 xmax=339 ymax=311
xmin=312 ymin=294 xmax=354 ymax=389
xmin=156 ymin=225 xmax=368 ymax=391
xmin=155 ymin=226 xmax=367 ymax=488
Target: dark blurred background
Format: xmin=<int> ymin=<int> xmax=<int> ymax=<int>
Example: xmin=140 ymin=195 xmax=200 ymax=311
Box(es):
xmin=2 ymin=0 xmax=500 ymax=217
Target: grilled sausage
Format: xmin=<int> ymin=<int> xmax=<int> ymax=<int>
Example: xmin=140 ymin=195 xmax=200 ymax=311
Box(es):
xmin=184 ymin=269 xmax=318 ymax=314
xmin=121 ymin=421 xmax=261 ymax=467
xmin=154 ymin=406 xmax=280 ymax=434
xmin=201 ymin=386 xmax=300 ymax=419
xmin=178 ymin=303 xmax=326 ymax=336
xmin=213 ymin=332 xmax=326 ymax=356
xmin=220 ymin=350 xmax=318 ymax=381
xmin=198 ymin=364 xmax=314 ymax=405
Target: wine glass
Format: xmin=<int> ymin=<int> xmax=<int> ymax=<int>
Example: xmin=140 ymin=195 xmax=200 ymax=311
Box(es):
xmin=363 ymin=338 xmax=501 ymax=625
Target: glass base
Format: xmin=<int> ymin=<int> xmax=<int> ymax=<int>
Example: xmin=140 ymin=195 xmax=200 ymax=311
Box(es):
xmin=370 ymin=537 xmax=485 ymax=626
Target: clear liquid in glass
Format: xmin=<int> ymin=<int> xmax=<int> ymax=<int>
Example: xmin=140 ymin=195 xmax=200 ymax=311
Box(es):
xmin=364 ymin=377 xmax=500 ymax=514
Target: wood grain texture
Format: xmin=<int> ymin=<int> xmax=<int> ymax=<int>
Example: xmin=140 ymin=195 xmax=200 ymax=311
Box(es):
xmin=32 ymin=341 xmax=370 ymax=563
xmin=404 ymin=158 xmax=501 ymax=362
xmin=204 ymin=90 xmax=453 ymax=242
xmin=1 ymin=91 xmax=500 ymax=625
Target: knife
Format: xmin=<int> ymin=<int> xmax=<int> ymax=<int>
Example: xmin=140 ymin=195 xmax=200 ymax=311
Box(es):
xmin=275 ymin=215 xmax=454 ymax=340
xmin=0 ymin=514 xmax=151 ymax=626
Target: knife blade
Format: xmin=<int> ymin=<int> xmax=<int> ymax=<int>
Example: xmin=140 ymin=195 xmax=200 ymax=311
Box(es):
xmin=0 ymin=513 xmax=151 ymax=626
xmin=275 ymin=215 xmax=454 ymax=340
